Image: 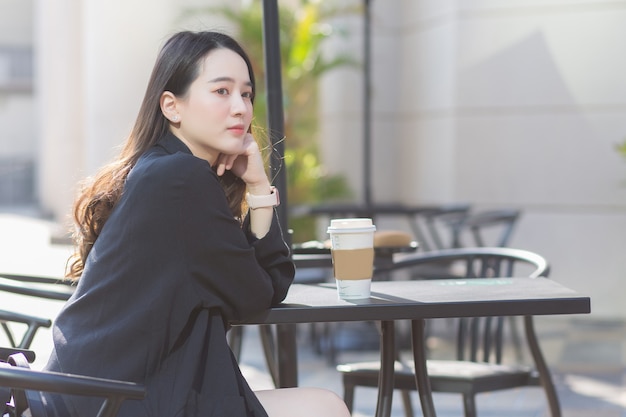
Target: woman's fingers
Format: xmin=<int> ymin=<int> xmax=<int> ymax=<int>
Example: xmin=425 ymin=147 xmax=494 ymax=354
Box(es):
xmin=215 ymin=156 xmax=229 ymax=176
xmin=215 ymin=135 xmax=266 ymax=183
xmin=216 ymin=162 xmax=226 ymax=176
xmin=215 ymin=153 xmax=237 ymax=176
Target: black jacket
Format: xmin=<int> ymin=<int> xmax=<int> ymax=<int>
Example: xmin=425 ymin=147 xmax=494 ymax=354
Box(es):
xmin=44 ymin=132 xmax=295 ymax=417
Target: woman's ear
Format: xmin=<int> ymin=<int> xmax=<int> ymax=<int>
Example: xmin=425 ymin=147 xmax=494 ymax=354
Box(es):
xmin=160 ymin=91 xmax=180 ymax=123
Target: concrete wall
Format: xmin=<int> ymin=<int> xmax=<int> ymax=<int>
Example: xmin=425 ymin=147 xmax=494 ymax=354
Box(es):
xmin=33 ymin=0 xmax=235 ymax=222
xmin=320 ymin=0 xmax=626 ymax=317
xmin=0 ymin=0 xmax=36 ymax=205
xmin=449 ymin=0 xmax=626 ymax=319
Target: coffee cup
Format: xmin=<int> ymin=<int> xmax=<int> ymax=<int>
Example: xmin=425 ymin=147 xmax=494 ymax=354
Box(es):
xmin=327 ymin=218 xmax=377 ymax=300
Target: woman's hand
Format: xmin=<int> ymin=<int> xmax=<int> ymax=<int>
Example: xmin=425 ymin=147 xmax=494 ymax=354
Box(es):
xmin=214 ymin=133 xmax=270 ymax=192
xmin=216 ymin=133 xmax=273 ymax=238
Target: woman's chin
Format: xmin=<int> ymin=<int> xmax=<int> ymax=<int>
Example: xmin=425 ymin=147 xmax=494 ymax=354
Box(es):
xmin=221 ymin=142 xmax=246 ymax=155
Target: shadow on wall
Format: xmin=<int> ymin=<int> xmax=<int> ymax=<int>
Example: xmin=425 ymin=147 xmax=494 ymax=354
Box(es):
xmin=455 ymin=30 xmax=610 ymax=205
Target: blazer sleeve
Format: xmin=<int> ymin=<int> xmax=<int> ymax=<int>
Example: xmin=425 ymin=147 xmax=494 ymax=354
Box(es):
xmin=174 ymin=156 xmax=294 ymax=321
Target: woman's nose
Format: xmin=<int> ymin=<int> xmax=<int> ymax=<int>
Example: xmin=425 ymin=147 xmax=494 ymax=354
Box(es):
xmin=231 ymin=93 xmax=248 ymax=116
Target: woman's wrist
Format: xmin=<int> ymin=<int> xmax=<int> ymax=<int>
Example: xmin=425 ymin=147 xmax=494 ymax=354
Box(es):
xmin=246 ymin=185 xmax=279 ymax=211
xmin=246 ymin=180 xmax=272 ymax=197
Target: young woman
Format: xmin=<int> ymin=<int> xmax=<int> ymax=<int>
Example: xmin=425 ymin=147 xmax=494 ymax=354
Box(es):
xmin=43 ymin=31 xmax=350 ymax=417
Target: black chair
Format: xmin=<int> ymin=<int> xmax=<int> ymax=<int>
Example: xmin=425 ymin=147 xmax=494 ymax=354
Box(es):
xmin=454 ymin=209 xmax=525 ymax=359
xmin=336 ymin=247 xmax=561 ymax=417
xmin=1 ymin=351 xmax=145 ymax=417
xmin=400 ymin=209 xmax=521 ymax=279
xmin=458 ymin=209 xmax=521 ymax=248
xmin=1 ymin=277 xmax=144 ymax=417
xmin=0 ymin=273 xmax=74 ymax=301
xmin=0 ymin=347 xmax=36 ymax=362
xmin=297 ymin=202 xmax=472 ymax=252
xmin=0 ymin=273 xmax=74 ymax=350
xmin=0 ymin=309 xmax=51 ymax=349
xmin=410 ymin=205 xmax=470 ymax=251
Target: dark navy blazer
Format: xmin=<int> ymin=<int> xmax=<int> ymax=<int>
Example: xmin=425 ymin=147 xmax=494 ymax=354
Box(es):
xmin=44 ymin=132 xmax=295 ymax=417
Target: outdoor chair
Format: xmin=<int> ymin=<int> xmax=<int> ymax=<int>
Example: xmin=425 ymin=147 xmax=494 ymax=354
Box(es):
xmin=458 ymin=209 xmax=521 ymax=248
xmin=410 ymin=205 xmax=469 ymax=251
xmin=408 ymin=208 xmax=522 ymax=275
xmin=0 ymin=309 xmax=51 ymax=349
xmin=0 ymin=350 xmax=145 ymax=417
xmin=406 ymin=208 xmax=524 ymax=355
xmin=1 ymin=276 xmax=145 ymax=417
xmin=336 ymin=247 xmax=561 ymax=417
xmin=1 ymin=273 xmax=73 ymax=350
xmin=0 ymin=273 xmax=74 ymax=301
xmin=295 ymin=202 xmax=472 ymax=252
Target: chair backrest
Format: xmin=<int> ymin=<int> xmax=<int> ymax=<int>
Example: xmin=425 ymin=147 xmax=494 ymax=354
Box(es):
xmin=458 ymin=209 xmax=521 ymax=248
xmin=0 ymin=310 xmax=51 ymax=349
xmin=376 ymin=247 xmax=550 ymax=364
xmin=0 ymin=352 xmax=146 ymax=417
xmin=0 ymin=275 xmax=74 ymax=301
xmin=410 ymin=205 xmax=470 ymax=251
xmin=1 ymin=274 xmax=74 ymax=349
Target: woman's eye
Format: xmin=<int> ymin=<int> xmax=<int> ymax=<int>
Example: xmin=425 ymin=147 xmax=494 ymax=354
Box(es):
xmin=216 ymin=88 xmax=229 ymax=95
xmin=242 ymin=91 xmax=254 ymax=99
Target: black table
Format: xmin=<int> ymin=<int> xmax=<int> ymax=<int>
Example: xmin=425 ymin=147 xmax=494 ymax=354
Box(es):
xmin=235 ymin=278 xmax=590 ymax=417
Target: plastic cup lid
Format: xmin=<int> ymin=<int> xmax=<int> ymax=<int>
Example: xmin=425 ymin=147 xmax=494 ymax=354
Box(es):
xmin=327 ymin=218 xmax=376 ymax=234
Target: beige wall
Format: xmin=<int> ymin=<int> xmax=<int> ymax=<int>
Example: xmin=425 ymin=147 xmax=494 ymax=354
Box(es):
xmin=0 ymin=0 xmax=35 ymax=157
xmin=320 ymin=0 xmax=626 ymax=317
xmin=0 ymin=0 xmax=33 ymax=42
xmin=35 ymin=0 xmax=83 ymax=220
xmin=34 ymin=0 xmax=235 ymax=222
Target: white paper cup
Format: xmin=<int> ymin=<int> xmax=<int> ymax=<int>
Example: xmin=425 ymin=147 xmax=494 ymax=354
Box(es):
xmin=327 ymin=218 xmax=377 ymax=300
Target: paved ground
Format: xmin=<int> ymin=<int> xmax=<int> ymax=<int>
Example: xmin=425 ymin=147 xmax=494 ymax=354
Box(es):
xmin=1 ymin=212 xmax=625 ymax=416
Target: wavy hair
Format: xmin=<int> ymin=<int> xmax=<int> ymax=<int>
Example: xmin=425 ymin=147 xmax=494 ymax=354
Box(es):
xmin=67 ymin=31 xmax=256 ymax=279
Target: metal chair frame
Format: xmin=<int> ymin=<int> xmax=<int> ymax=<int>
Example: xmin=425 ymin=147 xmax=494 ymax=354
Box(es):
xmin=1 ymin=275 xmax=143 ymax=417
xmin=1 ymin=273 xmax=73 ymax=350
xmin=337 ymin=247 xmax=560 ymax=417
xmin=1 ymin=352 xmax=145 ymax=417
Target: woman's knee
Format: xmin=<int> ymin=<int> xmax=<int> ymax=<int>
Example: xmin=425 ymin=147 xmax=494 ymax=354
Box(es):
xmin=255 ymin=387 xmax=350 ymax=417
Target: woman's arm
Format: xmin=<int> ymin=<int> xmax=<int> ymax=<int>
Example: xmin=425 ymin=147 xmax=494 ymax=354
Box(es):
xmin=245 ymin=183 xmax=274 ymax=239
xmin=178 ymin=157 xmax=294 ymax=320
xmin=214 ymin=133 xmax=276 ymax=239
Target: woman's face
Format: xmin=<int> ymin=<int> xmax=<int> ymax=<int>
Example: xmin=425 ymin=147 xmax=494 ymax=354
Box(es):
xmin=169 ymin=48 xmax=254 ymax=164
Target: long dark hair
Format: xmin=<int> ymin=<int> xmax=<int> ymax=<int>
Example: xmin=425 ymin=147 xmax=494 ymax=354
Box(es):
xmin=67 ymin=31 xmax=256 ymax=279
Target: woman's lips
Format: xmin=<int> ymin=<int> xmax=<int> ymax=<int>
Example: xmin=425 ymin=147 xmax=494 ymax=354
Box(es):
xmin=228 ymin=125 xmax=245 ymax=135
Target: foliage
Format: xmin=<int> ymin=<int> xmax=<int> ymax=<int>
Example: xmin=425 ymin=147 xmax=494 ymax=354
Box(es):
xmin=617 ymin=139 xmax=626 ymax=161
xmin=182 ymin=1 xmax=359 ymax=241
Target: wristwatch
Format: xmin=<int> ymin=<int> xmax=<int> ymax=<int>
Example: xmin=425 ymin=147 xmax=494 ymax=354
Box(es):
xmin=246 ymin=186 xmax=280 ymax=209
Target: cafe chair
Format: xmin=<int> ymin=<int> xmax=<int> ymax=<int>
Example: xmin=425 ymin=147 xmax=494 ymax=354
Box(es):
xmin=0 ymin=350 xmax=145 ymax=417
xmin=297 ymin=202 xmax=472 ymax=252
xmin=0 ymin=309 xmax=51 ymax=349
xmin=1 ymin=273 xmax=74 ymax=350
xmin=0 ymin=273 xmax=74 ymax=301
xmin=337 ymin=247 xmax=561 ymax=417
xmin=411 ymin=205 xmax=469 ymax=251
xmin=458 ymin=209 xmax=521 ymax=248
xmin=1 ymin=347 xmax=36 ymax=363
xmin=412 ymin=209 xmax=524 ymax=357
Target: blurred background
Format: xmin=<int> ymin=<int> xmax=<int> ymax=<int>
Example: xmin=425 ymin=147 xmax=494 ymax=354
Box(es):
xmin=1 ymin=0 xmax=625 ymax=319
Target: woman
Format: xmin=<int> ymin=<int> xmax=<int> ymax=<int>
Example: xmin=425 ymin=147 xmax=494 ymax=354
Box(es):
xmin=44 ymin=31 xmax=350 ymax=417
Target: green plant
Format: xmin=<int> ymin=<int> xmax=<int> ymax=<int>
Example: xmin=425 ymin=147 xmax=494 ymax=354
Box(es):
xmin=182 ymin=1 xmax=359 ymax=242
xmin=617 ymin=139 xmax=626 ymax=161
